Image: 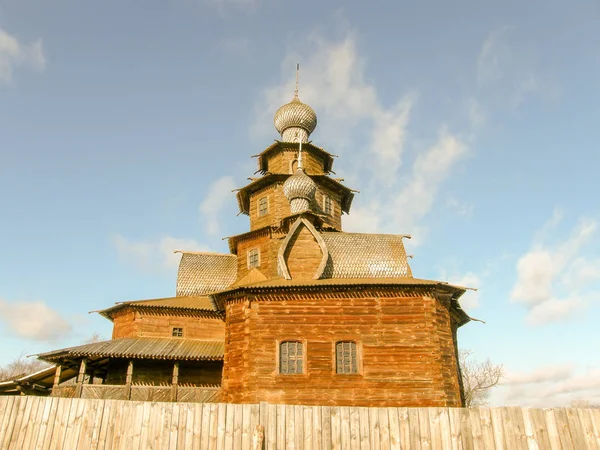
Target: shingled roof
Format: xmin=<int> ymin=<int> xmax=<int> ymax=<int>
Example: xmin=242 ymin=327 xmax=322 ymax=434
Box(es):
xmin=94 ymin=295 xmax=218 ymax=321
xmin=176 ymin=252 xmax=237 ymax=296
xmin=37 ymin=338 xmax=225 ymax=362
xmin=321 ymin=232 xmax=413 ymax=278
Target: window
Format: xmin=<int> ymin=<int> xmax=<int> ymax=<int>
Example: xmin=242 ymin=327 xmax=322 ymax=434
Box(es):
xmin=258 ymin=197 xmax=268 ymax=217
xmin=247 ymin=248 xmax=260 ymax=269
xmin=336 ymin=341 xmax=358 ymax=374
xmin=279 ymin=341 xmax=304 ymax=374
xmin=324 ymin=195 xmax=333 ymax=215
xmin=172 ymin=327 xmax=184 ymax=337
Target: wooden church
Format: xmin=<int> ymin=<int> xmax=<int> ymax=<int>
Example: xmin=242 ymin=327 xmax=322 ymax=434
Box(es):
xmin=33 ymin=70 xmax=473 ymax=407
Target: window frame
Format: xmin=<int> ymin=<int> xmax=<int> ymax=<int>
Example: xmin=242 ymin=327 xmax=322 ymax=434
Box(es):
xmin=172 ymin=327 xmax=184 ymax=338
xmin=247 ymin=247 xmax=261 ymax=269
xmin=277 ymin=340 xmax=307 ymax=375
xmin=323 ymin=194 xmax=333 ymax=216
xmin=333 ymin=340 xmax=361 ymax=375
xmin=258 ymin=196 xmax=269 ymax=217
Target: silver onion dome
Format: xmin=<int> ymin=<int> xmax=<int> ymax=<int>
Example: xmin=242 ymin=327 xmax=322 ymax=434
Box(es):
xmin=283 ymin=168 xmax=317 ymax=214
xmin=274 ymin=97 xmax=317 ymax=142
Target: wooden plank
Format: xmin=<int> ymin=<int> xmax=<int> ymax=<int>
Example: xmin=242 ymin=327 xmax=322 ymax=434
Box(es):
xmin=528 ymin=408 xmax=550 ymax=450
xmin=137 ymin=401 xmax=152 ymax=450
xmin=576 ymin=408 xmax=597 ymax=450
xmin=312 ymin=406 xmax=322 ymax=450
xmin=587 ymin=408 xmax=600 ymax=450
xmin=294 ymin=404 xmax=303 ymax=450
xmin=21 ymin=396 xmax=43 ymax=450
xmin=552 ymin=408 xmax=575 ymax=450
xmin=285 ymin=404 xmax=296 ymax=450
xmin=418 ymin=408 xmax=432 ymax=450
xmin=276 ymin=404 xmax=285 ymax=450
xmin=428 ymin=408 xmax=443 ymax=450
xmin=0 ymin=396 xmax=17 ymax=447
xmin=397 ymin=408 xmax=410 ymax=450
xmin=510 ymin=406 xmax=529 ymax=450
xmin=8 ymin=395 xmax=30 ymax=450
xmin=75 ymin=398 xmax=99 ymax=450
xmin=33 ymin=397 xmax=56 ymax=450
xmin=489 ymin=408 xmax=505 ymax=450
xmin=168 ymin=402 xmax=180 ymax=450
xmin=266 ymin=404 xmax=277 ymax=450
xmin=349 ymin=407 xmax=360 ymax=450
xmin=321 ymin=406 xmax=331 ymax=450
xmin=250 ymin=403 xmax=260 ymax=450
xmin=67 ymin=398 xmax=89 ymax=450
xmin=340 ymin=406 xmax=351 ymax=450
xmin=96 ymin=399 xmax=115 ymax=450
xmin=566 ymin=408 xmax=588 ymax=450
xmin=233 ymin=403 xmax=244 ymax=450
xmin=447 ymin=408 xmax=463 ymax=450
xmin=467 ymin=408 xmax=484 ymax=450
xmin=242 ymin=404 xmax=253 ymax=450
xmin=408 ymin=408 xmax=421 ymax=450
xmin=191 ymin=402 xmax=203 ymax=450
xmin=477 ymin=408 xmax=496 ymax=450
xmin=438 ymin=408 xmax=453 ymax=450
xmin=107 ymin=399 xmax=126 ymax=450
xmin=50 ymin=397 xmax=71 ymax=450
xmin=379 ymin=408 xmax=391 ymax=450
xmin=200 ymin=403 xmax=212 ymax=450
xmin=159 ymin=402 xmax=173 ymax=450
xmin=359 ymin=407 xmax=370 ymax=450
xmin=224 ymin=402 xmax=235 ymax=450
xmin=216 ymin=403 xmax=227 ymax=450
xmin=542 ymin=408 xmax=562 ymax=450
xmin=369 ymin=406 xmax=380 ymax=450
xmin=304 ymin=405 xmax=314 ymax=450
xmin=176 ymin=402 xmax=190 ymax=450
xmin=387 ymin=407 xmax=400 ymax=450
xmin=498 ymin=407 xmax=518 ymax=450
xmin=520 ymin=408 xmax=540 ymax=450
xmin=330 ymin=406 xmax=342 ymax=450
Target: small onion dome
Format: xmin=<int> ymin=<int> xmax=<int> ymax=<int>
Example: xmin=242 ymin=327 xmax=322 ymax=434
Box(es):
xmin=283 ymin=168 xmax=317 ymax=214
xmin=274 ymin=97 xmax=317 ymax=138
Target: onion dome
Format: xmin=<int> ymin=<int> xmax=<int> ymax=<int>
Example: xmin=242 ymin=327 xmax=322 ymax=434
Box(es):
xmin=274 ymin=97 xmax=318 ymax=142
xmin=283 ymin=168 xmax=317 ymax=214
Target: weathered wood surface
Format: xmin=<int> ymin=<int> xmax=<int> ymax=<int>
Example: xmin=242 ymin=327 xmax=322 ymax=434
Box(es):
xmin=1 ymin=397 xmax=599 ymax=449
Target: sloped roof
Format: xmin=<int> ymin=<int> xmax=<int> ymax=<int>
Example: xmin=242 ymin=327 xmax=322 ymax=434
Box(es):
xmin=95 ymin=295 xmax=218 ymax=320
xmin=321 ymin=232 xmax=413 ymax=278
xmin=37 ymin=338 xmax=225 ymax=362
xmin=176 ymin=252 xmax=237 ymax=297
xmin=254 ymin=141 xmax=335 ymax=174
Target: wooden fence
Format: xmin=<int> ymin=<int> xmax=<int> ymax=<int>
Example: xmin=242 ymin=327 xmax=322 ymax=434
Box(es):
xmin=1 ymin=395 xmax=599 ymax=449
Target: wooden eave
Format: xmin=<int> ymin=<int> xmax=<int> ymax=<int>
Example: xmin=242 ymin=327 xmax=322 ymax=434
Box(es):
xmin=236 ymin=174 xmax=356 ymax=215
xmin=225 ymin=226 xmax=277 ymax=254
xmin=254 ymin=141 xmax=335 ymax=174
xmin=210 ymin=277 xmax=473 ymax=326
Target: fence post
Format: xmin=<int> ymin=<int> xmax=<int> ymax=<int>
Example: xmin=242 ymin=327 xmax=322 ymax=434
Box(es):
xmin=171 ymin=362 xmax=179 ymax=402
xmin=125 ymin=360 xmax=133 ymax=400
xmin=75 ymin=359 xmax=87 ymax=398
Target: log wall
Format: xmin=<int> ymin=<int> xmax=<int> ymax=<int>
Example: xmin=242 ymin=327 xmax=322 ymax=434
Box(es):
xmin=111 ymin=309 xmax=224 ymax=340
xmin=1 ymin=396 xmax=598 ymax=450
xmin=221 ymin=288 xmax=463 ymax=407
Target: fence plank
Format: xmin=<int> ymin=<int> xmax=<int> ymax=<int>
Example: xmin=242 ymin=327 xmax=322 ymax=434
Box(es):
xmin=331 ymin=406 xmax=342 ymax=450
xmin=368 ymin=406 xmax=380 ymax=450
xmin=379 ymin=408 xmax=390 ymax=450
xmin=438 ymin=408 xmax=452 ymax=450
xmin=266 ymin=404 xmax=277 ymax=450
xmin=276 ymin=404 xmax=285 ymax=450
xmin=553 ymin=408 xmax=575 ymax=449
xmin=587 ymin=408 xmax=600 ymax=449
xmin=304 ymin=405 xmax=314 ymax=450
xmin=294 ymin=404 xmax=303 ymax=450
xmin=428 ymin=408 xmax=443 ymax=450
xmin=520 ymin=408 xmax=540 ymax=450
xmin=340 ymin=406 xmax=351 ymax=450
xmin=200 ymin=403 xmax=212 ymax=450
xmin=0 ymin=396 xmax=17 ymax=447
xmin=34 ymin=396 xmax=57 ymax=450
xmin=397 ymin=408 xmax=410 ymax=450
xmin=137 ymin=401 xmax=152 ymax=450
xmin=527 ymin=408 xmax=550 ymax=450
xmin=358 ymin=407 xmax=370 ymax=450
xmin=224 ymin=402 xmax=234 ymax=450
xmin=233 ymin=403 xmax=244 ymax=450
xmin=22 ymin=397 xmax=44 ymax=450
xmin=168 ymin=402 xmax=180 ymax=450
xmin=216 ymin=403 xmax=227 ymax=450
xmin=408 ymin=408 xmax=421 ymax=450
xmin=468 ymin=408 xmax=484 ymax=450
xmin=566 ymin=407 xmax=589 ymax=450
xmin=285 ymin=404 xmax=296 ymax=450
xmin=322 ymin=406 xmax=332 ymax=450
xmin=8 ymin=395 xmax=30 ymax=450
xmin=349 ymin=407 xmax=360 ymax=450
xmin=76 ymin=398 xmax=100 ymax=450
xmin=388 ymin=407 xmax=400 ymax=450
xmin=50 ymin=397 xmax=72 ymax=450
xmin=418 ymin=408 xmax=432 ymax=450
xmin=312 ymin=406 xmax=322 ymax=450
xmin=477 ymin=408 xmax=496 ymax=450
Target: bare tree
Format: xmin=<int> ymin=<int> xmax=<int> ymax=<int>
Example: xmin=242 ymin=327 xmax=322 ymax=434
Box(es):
xmin=0 ymin=352 xmax=50 ymax=382
xmin=459 ymin=349 xmax=504 ymax=407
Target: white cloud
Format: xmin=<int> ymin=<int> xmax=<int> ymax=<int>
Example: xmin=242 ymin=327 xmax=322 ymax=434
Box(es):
xmin=496 ymin=363 xmax=600 ymax=407
xmin=112 ymin=234 xmax=209 ymax=274
xmin=446 ymin=196 xmax=474 ymax=218
xmin=0 ymin=298 xmax=71 ymax=342
xmin=253 ymin=32 xmax=469 ymax=242
xmin=511 ymin=213 xmax=600 ymax=325
xmin=199 ymin=175 xmax=236 ymax=235
xmin=0 ymin=27 xmax=46 ymax=84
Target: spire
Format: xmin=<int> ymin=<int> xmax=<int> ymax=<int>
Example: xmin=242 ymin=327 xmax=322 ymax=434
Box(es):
xmin=273 ymin=63 xmax=317 ymax=143
xmin=294 ymin=62 xmax=299 ymax=100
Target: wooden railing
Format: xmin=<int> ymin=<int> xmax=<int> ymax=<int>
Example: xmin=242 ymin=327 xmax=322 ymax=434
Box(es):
xmin=1 ymin=395 xmax=599 ymax=449
xmin=50 ymin=384 xmax=221 ymax=402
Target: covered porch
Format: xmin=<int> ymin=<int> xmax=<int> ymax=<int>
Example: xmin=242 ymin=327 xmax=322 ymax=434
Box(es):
xmin=37 ymin=337 xmax=224 ymax=403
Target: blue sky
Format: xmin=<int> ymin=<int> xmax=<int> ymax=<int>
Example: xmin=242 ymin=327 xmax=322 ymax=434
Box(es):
xmin=1 ymin=0 xmax=599 ymax=406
